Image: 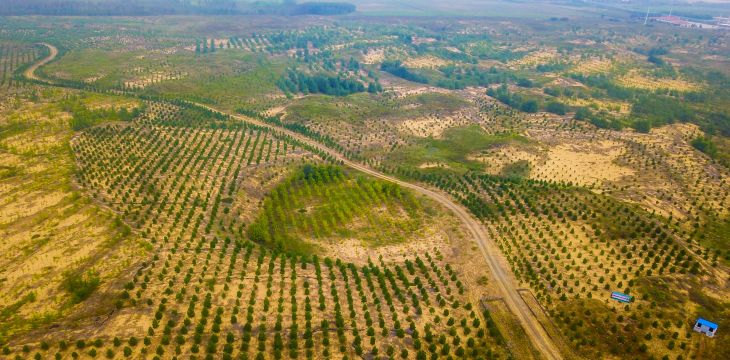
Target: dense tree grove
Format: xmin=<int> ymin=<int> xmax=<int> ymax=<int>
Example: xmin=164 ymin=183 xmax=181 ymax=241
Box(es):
xmin=631 ymin=95 xmax=694 ymax=130
xmin=487 ymin=85 xmax=539 ymax=113
xmin=277 ymin=70 xmax=369 ymax=96
xmin=436 ymin=65 xmax=511 ymax=89
xmin=380 ymin=60 xmax=429 ymax=84
xmin=62 ymin=271 xmax=100 ymax=304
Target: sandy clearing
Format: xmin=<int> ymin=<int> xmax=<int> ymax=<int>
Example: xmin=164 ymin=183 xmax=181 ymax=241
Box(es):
xmin=403 ymin=55 xmax=450 ymax=69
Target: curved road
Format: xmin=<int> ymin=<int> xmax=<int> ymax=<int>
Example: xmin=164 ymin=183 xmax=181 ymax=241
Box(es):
xmin=24 ymin=43 xmax=58 ymax=82
xmin=29 ymin=43 xmax=562 ymax=360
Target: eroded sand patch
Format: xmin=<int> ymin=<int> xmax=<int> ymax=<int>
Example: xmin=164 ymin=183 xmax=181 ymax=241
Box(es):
xmin=479 ymin=140 xmax=634 ymax=186
xmin=403 ymin=55 xmax=450 ymax=69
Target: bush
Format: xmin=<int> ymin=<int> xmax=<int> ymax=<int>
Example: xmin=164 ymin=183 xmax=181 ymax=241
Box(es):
xmin=574 ymin=107 xmax=590 ymax=120
xmin=691 ymin=136 xmax=717 ymax=157
xmin=545 ymin=101 xmax=567 ymax=115
xmin=632 ymin=120 xmax=652 ymax=134
xmin=520 ymin=100 xmax=539 ymax=113
xmin=63 ymin=271 xmax=101 ymax=303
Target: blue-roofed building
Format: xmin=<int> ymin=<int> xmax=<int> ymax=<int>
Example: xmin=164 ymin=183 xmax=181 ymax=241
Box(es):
xmin=610 ymin=291 xmax=633 ymax=303
xmin=693 ymin=318 xmax=718 ymax=337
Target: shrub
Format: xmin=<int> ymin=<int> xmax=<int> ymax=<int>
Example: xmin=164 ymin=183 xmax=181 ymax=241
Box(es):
xmin=63 ymin=271 xmax=101 ymax=303
xmin=545 ymin=101 xmax=567 ymax=115
xmin=691 ymin=136 xmax=717 ymax=157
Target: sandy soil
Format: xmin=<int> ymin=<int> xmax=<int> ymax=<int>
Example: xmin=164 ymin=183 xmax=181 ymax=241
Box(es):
xmin=572 ymin=57 xmax=614 ymax=75
xmin=618 ymin=70 xmax=702 ymax=92
xmin=361 ymin=48 xmax=385 ymax=64
xmin=403 ymin=55 xmax=450 ymax=69
xmin=508 ymin=49 xmax=558 ymax=69
xmin=477 ymin=139 xmax=634 ymax=186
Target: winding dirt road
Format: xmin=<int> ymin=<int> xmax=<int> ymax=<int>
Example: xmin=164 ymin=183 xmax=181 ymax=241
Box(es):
xmin=28 ymin=43 xmax=562 ymax=360
xmin=24 ymin=43 xmax=58 ymax=82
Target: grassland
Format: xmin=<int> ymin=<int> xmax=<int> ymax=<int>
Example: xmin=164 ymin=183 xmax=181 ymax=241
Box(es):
xmin=386 ymin=125 xmax=528 ymax=174
xmin=0 ymin=87 xmax=146 ymax=344
xmin=247 ymin=164 xmax=431 ymax=255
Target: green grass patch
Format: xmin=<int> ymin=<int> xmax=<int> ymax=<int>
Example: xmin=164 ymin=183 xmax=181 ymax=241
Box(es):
xmin=387 ymin=125 xmax=528 ymax=174
xmin=285 ymin=92 xmax=469 ymax=125
xmin=696 ymin=216 xmax=730 ymax=266
xmin=62 ymin=270 xmax=100 ymax=304
xmin=141 ymin=52 xmax=286 ymax=111
xmin=247 ymin=164 xmax=427 ymax=256
xmin=500 ymin=159 xmax=531 ymax=179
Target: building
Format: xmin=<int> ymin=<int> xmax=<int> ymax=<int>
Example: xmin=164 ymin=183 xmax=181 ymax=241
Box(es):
xmin=610 ymin=291 xmax=633 ymax=303
xmin=656 ymin=15 xmax=689 ymax=27
xmin=693 ymin=318 xmax=718 ymax=338
xmin=655 ymin=15 xmax=720 ymax=29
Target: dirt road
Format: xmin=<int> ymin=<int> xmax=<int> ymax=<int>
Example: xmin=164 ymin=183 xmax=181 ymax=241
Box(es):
xmin=222 ymin=110 xmax=564 ymax=360
xmin=24 ymin=43 xmax=58 ymax=81
xmin=28 ymin=42 xmax=563 ymax=360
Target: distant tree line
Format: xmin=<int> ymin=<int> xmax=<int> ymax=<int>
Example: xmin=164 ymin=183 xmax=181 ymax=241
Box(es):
xmin=277 ymin=69 xmax=378 ymax=96
xmin=436 ymin=65 xmax=511 ymax=90
xmin=487 ymin=85 xmax=538 ymax=113
xmin=0 ymin=0 xmax=226 ymax=15
xmin=380 ymin=60 xmax=429 ymax=84
xmin=290 ymin=2 xmax=356 ymax=15
xmin=0 ymin=0 xmax=356 ymax=16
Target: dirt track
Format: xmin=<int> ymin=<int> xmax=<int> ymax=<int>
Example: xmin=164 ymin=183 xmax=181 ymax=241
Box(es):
xmin=28 ymin=43 xmax=563 ymax=360
xmin=24 ymin=43 xmax=58 ymax=81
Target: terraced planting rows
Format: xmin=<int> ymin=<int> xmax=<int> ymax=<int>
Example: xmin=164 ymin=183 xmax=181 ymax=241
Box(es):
xmin=403 ymin=169 xmax=726 ymax=359
xmin=4 ymin=243 xmax=506 ymax=360
xmin=0 ymin=42 xmax=44 ymax=87
xmin=2 ymin=100 xmax=510 ymax=359
xmin=72 ymin=102 xmax=310 ymax=242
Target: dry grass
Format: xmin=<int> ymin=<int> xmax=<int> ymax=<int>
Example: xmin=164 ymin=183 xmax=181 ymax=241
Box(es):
xmin=508 ymin=49 xmax=558 ymax=69
xmin=617 ymin=70 xmax=703 ymax=92
xmin=403 ymin=55 xmax=451 ymax=69
xmin=0 ymin=88 xmax=144 ymax=342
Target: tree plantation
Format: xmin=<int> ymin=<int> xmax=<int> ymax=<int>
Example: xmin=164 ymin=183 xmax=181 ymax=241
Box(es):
xmin=1 ymin=3 xmax=730 ymax=360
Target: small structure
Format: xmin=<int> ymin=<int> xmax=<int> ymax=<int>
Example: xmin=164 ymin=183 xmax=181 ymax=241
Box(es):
xmin=610 ymin=291 xmax=633 ymax=303
xmin=654 ymin=15 xmax=720 ymax=29
xmin=693 ymin=318 xmax=718 ymax=338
